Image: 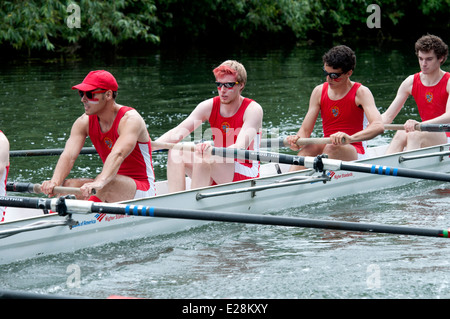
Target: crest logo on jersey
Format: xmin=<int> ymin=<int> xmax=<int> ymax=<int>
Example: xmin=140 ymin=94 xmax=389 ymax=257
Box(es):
xmin=221 ymin=122 xmax=231 ymax=135
xmin=104 ymin=137 xmax=114 ymax=149
xmin=426 ymin=92 xmax=433 ymax=103
xmin=331 ymin=106 xmax=340 ymax=118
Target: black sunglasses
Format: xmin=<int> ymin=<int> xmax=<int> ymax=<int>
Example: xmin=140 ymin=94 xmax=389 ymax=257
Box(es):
xmin=78 ymin=89 xmax=108 ymax=100
xmin=322 ymin=68 xmax=343 ymax=79
xmin=215 ymin=81 xmax=239 ymax=89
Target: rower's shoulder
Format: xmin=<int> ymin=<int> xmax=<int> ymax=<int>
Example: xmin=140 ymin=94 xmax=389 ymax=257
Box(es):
xmin=75 ymin=113 xmax=90 ymax=125
xmin=248 ymin=102 xmax=263 ymax=121
xmin=247 ymin=98 xmax=263 ymax=111
xmin=121 ymin=106 xmax=141 ymax=119
xmin=310 ymin=83 xmax=324 ymax=96
xmin=398 ymin=74 xmax=415 ymax=93
xmin=313 ymin=83 xmax=325 ymax=91
xmin=120 ymin=107 xmax=146 ymax=128
xmin=355 ymin=83 xmax=374 ymax=96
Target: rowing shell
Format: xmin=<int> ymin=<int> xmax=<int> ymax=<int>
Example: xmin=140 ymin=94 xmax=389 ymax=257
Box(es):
xmin=1 ymin=143 xmax=450 ymax=264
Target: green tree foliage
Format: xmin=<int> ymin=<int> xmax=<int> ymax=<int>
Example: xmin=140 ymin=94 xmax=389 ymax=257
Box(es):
xmin=1 ymin=0 xmax=449 ymax=57
xmin=0 ymin=0 xmax=159 ymax=55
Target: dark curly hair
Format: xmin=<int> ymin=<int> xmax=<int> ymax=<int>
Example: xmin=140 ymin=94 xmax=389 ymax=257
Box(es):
xmin=322 ymin=45 xmax=356 ymax=73
xmin=415 ymin=34 xmax=448 ymax=65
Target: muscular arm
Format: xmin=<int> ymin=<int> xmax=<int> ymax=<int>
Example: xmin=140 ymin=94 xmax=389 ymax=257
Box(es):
xmin=349 ymin=85 xmax=384 ymax=142
xmin=41 ymin=115 xmax=88 ymax=195
xmin=154 ymin=99 xmax=213 ymax=150
xmin=286 ymin=85 xmax=322 ymax=150
xmin=381 ymin=75 xmax=413 ymax=124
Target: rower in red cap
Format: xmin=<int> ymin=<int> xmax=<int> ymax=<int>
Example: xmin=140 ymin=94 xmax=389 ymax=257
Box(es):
xmin=41 ymin=70 xmax=156 ymax=202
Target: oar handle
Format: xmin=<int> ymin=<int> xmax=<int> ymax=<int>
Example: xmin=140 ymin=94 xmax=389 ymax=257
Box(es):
xmin=36 ymin=184 xmax=85 ymax=196
xmin=151 ymin=141 xmax=196 ymax=151
xmin=282 ymin=136 xmax=347 ymax=148
xmin=384 ymin=124 xmax=415 ymax=131
xmin=7 ymin=182 xmax=86 ymax=196
xmin=289 ymin=137 xmax=333 ymax=147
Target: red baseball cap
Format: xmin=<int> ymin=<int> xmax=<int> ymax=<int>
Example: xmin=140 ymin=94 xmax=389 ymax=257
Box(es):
xmin=72 ymin=70 xmax=119 ymax=91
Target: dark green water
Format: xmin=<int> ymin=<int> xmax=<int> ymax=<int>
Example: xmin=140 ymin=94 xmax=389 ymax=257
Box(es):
xmin=1 ymin=44 xmax=450 ymax=299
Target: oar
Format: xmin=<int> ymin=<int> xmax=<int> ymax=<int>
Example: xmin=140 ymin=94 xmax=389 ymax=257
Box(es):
xmin=0 ymin=195 xmax=448 ymax=238
xmin=6 ymin=181 xmax=84 ymax=196
xmin=152 ymin=137 xmax=346 ymax=152
xmin=10 ymin=147 xmax=97 ymax=157
xmin=8 ymin=137 xmax=340 ymax=157
xmin=211 ymin=147 xmax=450 ymax=182
xmin=151 ymin=141 xmax=450 ymax=182
xmin=260 ymin=137 xmax=341 ymax=149
xmin=385 ymin=123 xmax=450 ymax=132
xmin=10 ymin=144 xmax=169 ymax=157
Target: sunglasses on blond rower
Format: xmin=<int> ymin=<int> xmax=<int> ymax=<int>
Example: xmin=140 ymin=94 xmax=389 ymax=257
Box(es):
xmin=215 ymin=81 xmax=239 ymax=88
xmin=78 ymin=89 xmax=108 ymax=99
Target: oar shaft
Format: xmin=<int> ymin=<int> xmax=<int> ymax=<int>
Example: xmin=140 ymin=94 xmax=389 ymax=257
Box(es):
xmin=0 ymin=196 xmax=447 ymax=238
xmin=10 ymin=147 xmax=97 ymax=157
xmin=384 ymin=123 xmax=450 ymax=132
xmin=339 ymin=162 xmax=450 ymax=182
xmin=10 ymin=144 xmax=168 ymax=157
xmin=144 ymin=207 xmax=448 ymax=238
xmin=153 ymin=138 xmax=337 ymax=152
xmin=261 ymin=137 xmax=335 ymax=148
xmin=211 ymin=147 xmax=450 ymax=182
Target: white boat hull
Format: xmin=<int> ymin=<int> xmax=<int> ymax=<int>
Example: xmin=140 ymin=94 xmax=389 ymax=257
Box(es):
xmin=1 ymin=143 xmax=450 ymax=264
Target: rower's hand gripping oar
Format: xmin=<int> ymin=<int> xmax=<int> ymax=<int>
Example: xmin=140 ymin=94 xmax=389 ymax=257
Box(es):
xmin=0 ymin=195 xmax=449 ymax=239
xmin=6 ymin=181 xmax=94 ymax=197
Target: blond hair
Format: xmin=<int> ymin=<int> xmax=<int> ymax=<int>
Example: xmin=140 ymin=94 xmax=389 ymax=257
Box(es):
xmin=213 ymin=60 xmax=247 ymax=89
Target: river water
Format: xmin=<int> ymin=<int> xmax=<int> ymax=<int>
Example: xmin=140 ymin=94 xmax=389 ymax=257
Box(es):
xmin=1 ymin=42 xmax=450 ymax=301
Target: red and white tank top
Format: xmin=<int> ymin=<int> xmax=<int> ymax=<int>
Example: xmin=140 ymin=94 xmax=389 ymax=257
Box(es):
xmin=88 ymin=106 xmax=155 ymax=192
xmin=208 ymin=96 xmax=260 ymax=180
xmin=412 ymin=72 xmax=450 ymax=137
xmin=320 ymin=82 xmax=365 ymax=154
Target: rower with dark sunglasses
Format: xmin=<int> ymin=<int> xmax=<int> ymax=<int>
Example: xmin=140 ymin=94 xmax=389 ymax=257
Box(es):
xmin=286 ymin=45 xmax=384 ymax=171
xmin=41 ymin=70 xmax=156 ymax=202
xmin=154 ymin=60 xmax=263 ymax=192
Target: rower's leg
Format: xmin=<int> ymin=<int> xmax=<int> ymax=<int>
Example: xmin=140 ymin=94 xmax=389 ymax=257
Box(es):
xmin=96 ymin=175 xmax=137 ymax=202
xmin=167 ymin=148 xmax=193 ymax=192
xmin=385 ymin=131 xmax=407 ymax=154
xmin=323 ymin=144 xmax=358 ymax=161
xmin=404 ymin=131 xmax=447 ymax=150
xmin=190 ymin=152 xmax=234 ymax=189
xmin=61 ymin=178 xmax=93 ymax=200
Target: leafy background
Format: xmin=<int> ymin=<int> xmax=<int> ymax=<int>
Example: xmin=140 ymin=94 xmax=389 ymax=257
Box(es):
xmin=1 ymin=0 xmax=449 ymax=59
